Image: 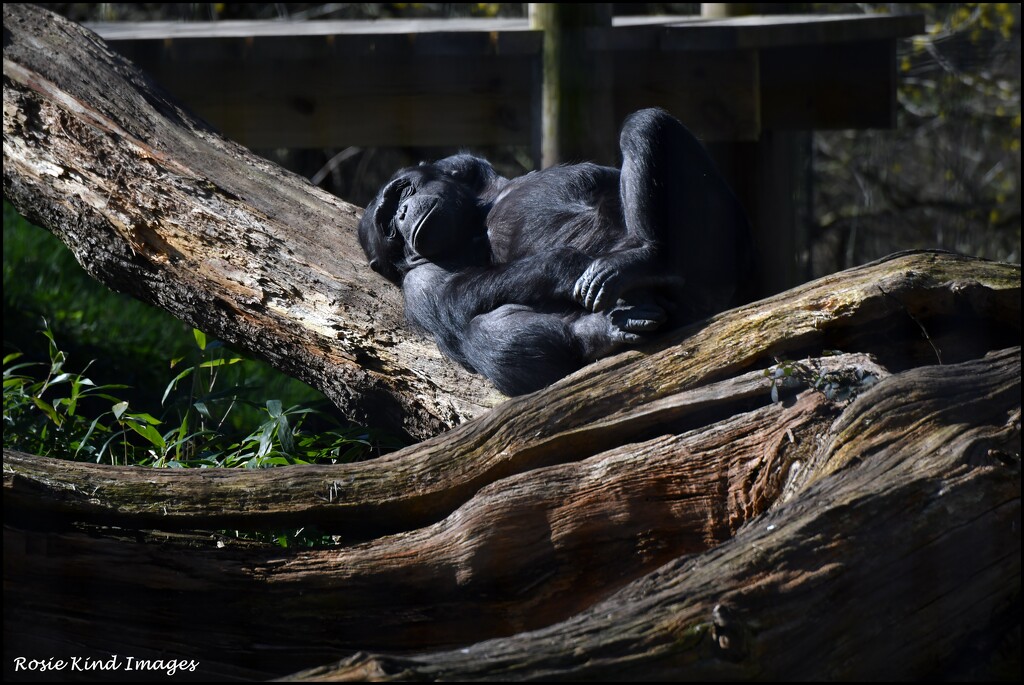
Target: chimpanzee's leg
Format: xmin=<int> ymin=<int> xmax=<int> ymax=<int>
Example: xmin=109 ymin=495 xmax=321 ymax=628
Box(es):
xmin=575 ymin=108 xmax=752 ymax=322
xmin=460 ymin=305 xmax=587 ymax=396
xmin=462 ymin=303 xmax=663 ymax=396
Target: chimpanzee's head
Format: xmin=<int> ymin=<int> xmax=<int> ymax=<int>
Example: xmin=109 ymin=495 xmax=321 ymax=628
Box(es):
xmin=358 ymin=155 xmax=502 ymax=286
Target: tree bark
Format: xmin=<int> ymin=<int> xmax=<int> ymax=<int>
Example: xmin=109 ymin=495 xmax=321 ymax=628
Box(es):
xmin=3 ymin=4 xmax=1021 ymax=682
xmin=295 ymin=352 xmax=1022 ymax=682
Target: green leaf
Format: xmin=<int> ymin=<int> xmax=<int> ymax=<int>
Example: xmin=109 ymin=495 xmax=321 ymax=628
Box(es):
xmin=75 ymin=415 xmax=106 ymax=457
xmin=257 ymin=422 xmax=274 ymax=458
xmin=94 ymin=391 xmax=131 ymax=404
xmin=193 ymin=401 xmax=212 ymax=420
xmin=198 ymin=357 xmax=243 ymax=369
xmin=125 ymin=418 xmax=166 ymax=450
xmin=112 ymin=401 xmax=129 ymax=420
xmin=4 ymin=361 xmax=40 ymax=377
xmin=277 ymin=414 xmax=293 ymax=454
xmin=174 ymin=416 xmax=189 ymax=460
xmin=193 ymin=328 xmax=207 ymax=351
xmin=48 ymin=351 xmax=66 ymax=376
xmin=32 ymin=397 xmax=63 ymax=426
xmin=266 ymin=399 xmax=283 ymax=417
xmin=265 ymin=400 xmax=293 ymax=453
xmin=162 ymin=366 xmax=195 ymax=405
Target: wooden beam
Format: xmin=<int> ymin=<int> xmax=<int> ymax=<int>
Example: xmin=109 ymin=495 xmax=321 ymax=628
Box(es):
xmin=612 ymin=49 xmax=760 ymax=142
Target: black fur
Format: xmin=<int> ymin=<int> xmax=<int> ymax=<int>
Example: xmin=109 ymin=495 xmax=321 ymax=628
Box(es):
xmin=358 ymin=108 xmax=752 ymax=396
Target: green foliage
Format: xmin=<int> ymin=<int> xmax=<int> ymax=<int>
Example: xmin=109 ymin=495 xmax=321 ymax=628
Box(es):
xmin=3 ymin=206 xmax=407 ymax=545
xmin=4 ymin=324 xmax=402 ymax=468
xmin=4 ymin=330 xmax=129 ymax=461
xmin=3 ymin=323 xmax=403 ymax=548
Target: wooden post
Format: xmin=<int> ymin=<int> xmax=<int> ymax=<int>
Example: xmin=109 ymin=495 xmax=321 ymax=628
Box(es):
xmin=528 ymin=4 xmax=615 ymax=168
xmin=709 ymin=132 xmax=813 ymax=298
xmin=703 ymin=3 xmax=814 ymax=297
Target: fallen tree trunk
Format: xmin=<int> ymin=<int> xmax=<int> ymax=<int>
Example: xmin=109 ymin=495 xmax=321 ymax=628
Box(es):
xmin=3 ymin=4 xmax=1021 ymax=682
xmin=3 ymin=253 xmax=1018 ymax=539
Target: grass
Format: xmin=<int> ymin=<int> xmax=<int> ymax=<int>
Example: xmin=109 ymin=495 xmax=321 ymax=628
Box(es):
xmin=3 ymin=201 xmax=404 ymax=470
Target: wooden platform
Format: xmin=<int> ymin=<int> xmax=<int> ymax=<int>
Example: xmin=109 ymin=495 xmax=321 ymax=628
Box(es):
xmin=89 ymin=14 xmax=924 ymax=150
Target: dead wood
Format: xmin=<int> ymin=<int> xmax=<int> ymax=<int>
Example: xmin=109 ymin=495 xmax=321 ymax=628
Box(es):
xmin=4 ymin=348 xmax=1019 ymax=680
xmin=296 ymin=351 xmax=1020 ymax=682
xmin=3 ymin=251 xmax=1018 ymax=537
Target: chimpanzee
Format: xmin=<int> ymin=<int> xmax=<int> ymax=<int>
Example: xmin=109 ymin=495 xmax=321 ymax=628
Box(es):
xmin=358 ymin=108 xmax=752 ymax=396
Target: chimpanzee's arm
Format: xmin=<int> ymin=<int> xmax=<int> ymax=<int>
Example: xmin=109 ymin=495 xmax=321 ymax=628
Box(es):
xmin=401 ymin=248 xmax=588 ymax=365
xmin=401 ymin=250 xmax=662 ymax=394
xmin=419 ymin=248 xmax=593 ymax=326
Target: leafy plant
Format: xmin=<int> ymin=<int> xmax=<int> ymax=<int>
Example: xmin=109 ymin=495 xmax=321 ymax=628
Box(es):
xmin=4 ymin=325 xmax=403 ymax=468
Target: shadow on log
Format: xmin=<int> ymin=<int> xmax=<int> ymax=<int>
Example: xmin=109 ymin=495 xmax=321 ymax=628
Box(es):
xmin=3 ymin=4 xmax=1021 ymax=682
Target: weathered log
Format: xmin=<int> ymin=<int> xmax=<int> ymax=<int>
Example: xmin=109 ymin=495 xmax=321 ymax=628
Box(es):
xmin=4 ymin=348 xmax=1019 ymax=680
xmin=2 ymin=4 xmax=1020 ymax=682
xmin=4 ymin=255 xmax=1020 ymax=679
xmin=4 ymin=253 xmax=1018 ymax=537
xmin=297 ymin=351 xmax=1020 ymax=682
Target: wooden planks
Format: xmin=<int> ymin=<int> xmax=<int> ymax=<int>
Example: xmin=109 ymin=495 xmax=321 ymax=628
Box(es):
xmin=88 ymin=14 xmax=923 ymax=148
